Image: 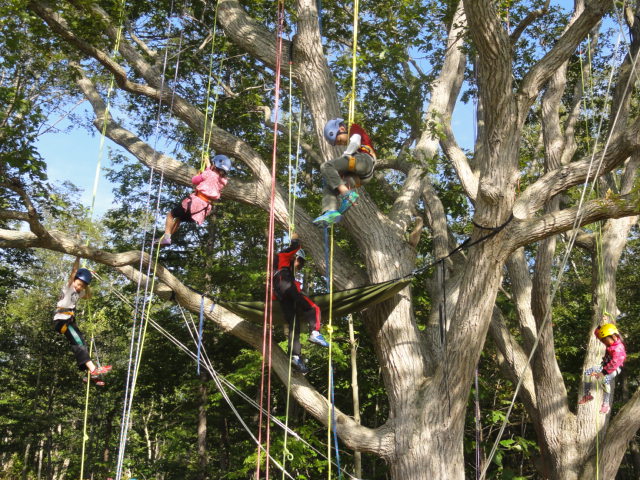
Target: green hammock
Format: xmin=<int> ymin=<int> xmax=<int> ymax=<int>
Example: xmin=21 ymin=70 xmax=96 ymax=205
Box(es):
xmin=218 ymin=277 xmax=412 ymax=325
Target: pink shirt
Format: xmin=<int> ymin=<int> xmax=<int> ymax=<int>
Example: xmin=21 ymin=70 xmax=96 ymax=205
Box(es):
xmin=601 ymin=339 xmax=626 ymax=374
xmin=181 ymin=168 xmax=228 ymax=225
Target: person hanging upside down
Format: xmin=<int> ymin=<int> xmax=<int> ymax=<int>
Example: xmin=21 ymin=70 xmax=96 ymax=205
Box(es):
xmin=273 ymin=233 xmax=329 ymax=374
xmin=53 ymin=257 xmax=111 ymax=385
xmin=160 ymin=154 xmax=231 ymax=246
xmin=578 ymin=322 xmax=626 ymax=414
xmin=313 ymin=118 xmax=376 ymax=227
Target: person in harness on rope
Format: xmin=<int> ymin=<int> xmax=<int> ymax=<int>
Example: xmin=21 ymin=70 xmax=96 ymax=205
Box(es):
xmin=53 ymin=257 xmax=111 ymax=385
xmin=578 ymin=321 xmax=627 ymax=414
xmin=313 ymin=118 xmax=376 ymax=227
xmin=160 ymin=154 xmax=231 ymax=246
xmin=273 ymin=233 xmax=329 ymax=374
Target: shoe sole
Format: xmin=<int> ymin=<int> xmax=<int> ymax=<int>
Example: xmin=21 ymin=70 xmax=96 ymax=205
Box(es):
xmin=313 ymin=215 xmax=343 ymax=227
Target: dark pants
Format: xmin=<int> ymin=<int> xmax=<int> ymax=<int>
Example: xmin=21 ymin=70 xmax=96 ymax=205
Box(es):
xmin=320 ymin=153 xmax=375 ymax=212
xmin=54 ymin=319 xmax=90 ymax=370
xmin=274 ymin=270 xmax=321 ymax=356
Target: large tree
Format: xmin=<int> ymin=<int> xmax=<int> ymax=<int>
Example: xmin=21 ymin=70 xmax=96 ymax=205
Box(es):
xmin=2 ymin=0 xmax=640 ymax=477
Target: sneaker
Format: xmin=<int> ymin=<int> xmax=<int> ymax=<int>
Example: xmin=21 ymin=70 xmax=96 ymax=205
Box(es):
xmin=313 ymin=210 xmax=343 ymax=227
xmin=91 ymin=365 xmax=112 ymax=377
xmin=309 ymin=330 xmax=329 ymax=347
xmin=291 ymin=355 xmax=309 ymax=375
xmin=600 ymin=403 xmax=610 ymax=414
xmin=83 ymin=376 xmax=106 ymax=387
xmin=578 ymin=394 xmax=594 ymax=405
xmin=338 ymin=190 xmax=359 ymax=213
xmin=160 ymin=235 xmax=172 ymax=246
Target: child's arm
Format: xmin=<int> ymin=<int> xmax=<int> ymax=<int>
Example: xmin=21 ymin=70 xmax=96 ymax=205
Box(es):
xmin=343 ymin=133 xmax=362 ymax=155
xmin=68 ymin=257 xmax=80 ymax=286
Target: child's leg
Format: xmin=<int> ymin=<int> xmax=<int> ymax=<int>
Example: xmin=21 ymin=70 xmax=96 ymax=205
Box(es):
xmin=58 ymin=320 xmax=92 ymax=370
xmin=164 ymin=211 xmax=181 ymax=236
xmin=298 ymin=294 xmax=321 ymax=333
xmin=579 ymin=367 xmax=596 ymax=403
xmin=601 ymin=371 xmax=618 ymax=406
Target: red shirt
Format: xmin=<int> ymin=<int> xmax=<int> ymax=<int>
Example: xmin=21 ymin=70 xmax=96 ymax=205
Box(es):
xmin=349 ymin=123 xmax=376 ymax=157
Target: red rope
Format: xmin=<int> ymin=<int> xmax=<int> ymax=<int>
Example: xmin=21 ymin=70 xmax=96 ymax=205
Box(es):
xmin=256 ymin=1 xmax=286 ymax=478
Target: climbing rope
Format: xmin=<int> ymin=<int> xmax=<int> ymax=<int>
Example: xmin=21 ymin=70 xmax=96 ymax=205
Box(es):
xmin=91 ymin=269 xmax=360 ymax=480
xmin=199 ymin=0 xmax=224 ymax=171
xmin=114 ymin=3 xmax=186 ymax=477
xmin=79 ymin=335 xmax=95 ymax=480
xmin=479 ymin=29 xmax=640 ymax=479
xmin=256 ymin=1 xmax=286 ymax=478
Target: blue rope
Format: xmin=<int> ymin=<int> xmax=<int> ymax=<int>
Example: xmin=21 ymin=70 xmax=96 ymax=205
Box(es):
xmin=197 ymin=295 xmax=205 ymax=374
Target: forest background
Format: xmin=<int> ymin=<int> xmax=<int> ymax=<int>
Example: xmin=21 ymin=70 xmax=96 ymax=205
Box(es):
xmin=2 ymin=0 xmax=640 ymax=479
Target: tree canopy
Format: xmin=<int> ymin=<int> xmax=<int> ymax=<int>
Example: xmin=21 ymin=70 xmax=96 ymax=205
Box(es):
xmin=2 ymin=0 xmax=640 ymax=479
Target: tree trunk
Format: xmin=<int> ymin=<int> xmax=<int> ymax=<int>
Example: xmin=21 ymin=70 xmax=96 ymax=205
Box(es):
xmin=347 ymin=314 xmax=362 ymax=478
xmin=197 ymin=371 xmax=209 ymax=480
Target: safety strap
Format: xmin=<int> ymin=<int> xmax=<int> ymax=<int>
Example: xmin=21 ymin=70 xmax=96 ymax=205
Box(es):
xmin=358 ymin=144 xmax=376 ymax=159
xmin=56 ymin=308 xmax=76 ymax=315
xmin=196 ymin=191 xmax=214 ymax=203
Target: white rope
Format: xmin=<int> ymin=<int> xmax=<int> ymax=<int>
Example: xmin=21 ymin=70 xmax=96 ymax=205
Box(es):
xmin=114 ymin=4 xmax=184 ymax=478
xmin=93 ymin=271 xmax=359 ymax=480
xmin=479 ymin=25 xmax=640 ymax=479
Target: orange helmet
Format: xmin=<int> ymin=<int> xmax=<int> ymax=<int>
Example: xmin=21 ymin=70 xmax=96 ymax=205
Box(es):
xmin=594 ymin=323 xmax=619 ymax=339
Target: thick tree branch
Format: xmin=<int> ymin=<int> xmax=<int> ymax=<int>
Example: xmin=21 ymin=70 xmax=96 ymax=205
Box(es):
xmin=0 ymin=226 xmax=393 ymax=454
xmin=510 ymin=194 xmax=640 ymax=249
xmin=513 ymin=121 xmax=640 ymax=219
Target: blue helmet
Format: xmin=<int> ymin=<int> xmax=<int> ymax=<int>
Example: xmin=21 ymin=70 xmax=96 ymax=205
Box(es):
xmin=75 ymin=268 xmax=92 ymax=285
xmin=213 ymin=154 xmax=232 ymax=173
xmin=323 ymin=118 xmax=345 ymax=145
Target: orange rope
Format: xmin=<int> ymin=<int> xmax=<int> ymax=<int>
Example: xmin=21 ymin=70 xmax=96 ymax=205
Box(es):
xmin=256 ymin=1 xmax=286 ymax=478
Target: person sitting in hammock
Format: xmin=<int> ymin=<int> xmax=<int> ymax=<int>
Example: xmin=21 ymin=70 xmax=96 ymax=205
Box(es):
xmin=313 ymin=118 xmax=376 ymax=227
xmin=273 ymin=233 xmax=329 ymax=374
xmin=578 ymin=321 xmax=627 ymax=414
xmin=160 ymin=154 xmax=231 ymax=246
xmin=53 ymin=257 xmax=111 ymax=385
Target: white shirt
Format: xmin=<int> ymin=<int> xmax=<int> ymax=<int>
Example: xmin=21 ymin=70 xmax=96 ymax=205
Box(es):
xmin=53 ymin=283 xmax=86 ymax=320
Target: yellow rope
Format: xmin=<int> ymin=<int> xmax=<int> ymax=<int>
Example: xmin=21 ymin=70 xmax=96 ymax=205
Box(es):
xmin=347 ymin=0 xmax=360 ymax=131
xmin=200 ymin=0 xmax=222 ymax=171
xmin=326 ymin=224 xmax=335 ymax=478
xmin=289 ymin=106 xmax=303 ymax=236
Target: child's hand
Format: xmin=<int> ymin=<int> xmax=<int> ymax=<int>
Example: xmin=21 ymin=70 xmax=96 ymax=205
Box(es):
xmin=590 ymin=371 xmax=604 ymax=379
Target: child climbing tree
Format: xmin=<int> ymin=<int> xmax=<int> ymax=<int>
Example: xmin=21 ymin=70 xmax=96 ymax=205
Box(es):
xmin=2 ymin=1 xmax=640 ymax=479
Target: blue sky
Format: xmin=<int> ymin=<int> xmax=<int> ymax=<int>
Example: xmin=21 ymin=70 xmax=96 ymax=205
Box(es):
xmin=36 ymin=0 xmax=583 ymax=218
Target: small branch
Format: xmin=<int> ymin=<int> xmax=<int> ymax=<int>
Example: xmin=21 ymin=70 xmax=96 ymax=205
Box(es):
xmin=510 ymin=0 xmax=550 ymax=44
xmin=0 ymin=179 xmax=48 ymax=238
